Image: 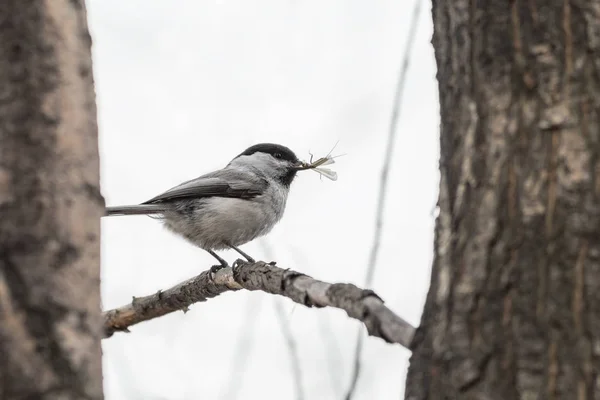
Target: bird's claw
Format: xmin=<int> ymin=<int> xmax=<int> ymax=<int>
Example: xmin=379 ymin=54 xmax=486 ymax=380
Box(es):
xmin=232 ymin=259 xmax=246 ymax=270
xmin=209 ymin=264 xmax=227 ymax=280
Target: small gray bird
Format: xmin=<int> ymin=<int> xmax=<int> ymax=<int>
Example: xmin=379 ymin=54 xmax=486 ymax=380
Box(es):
xmin=105 ymin=143 xmax=307 ymax=271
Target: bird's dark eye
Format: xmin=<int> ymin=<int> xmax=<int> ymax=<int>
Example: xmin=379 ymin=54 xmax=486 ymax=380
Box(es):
xmin=274 ymin=153 xmax=282 ymax=159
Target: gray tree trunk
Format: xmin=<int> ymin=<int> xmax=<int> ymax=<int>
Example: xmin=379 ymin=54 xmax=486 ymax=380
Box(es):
xmin=0 ymin=1 xmax=104 ymax=399
xmin=406 ymin=1 xmax=600 ymax=399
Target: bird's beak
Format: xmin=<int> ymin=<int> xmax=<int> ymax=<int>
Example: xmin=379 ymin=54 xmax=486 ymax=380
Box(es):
xmin=292 ymin=160 xmax=309 ymax=171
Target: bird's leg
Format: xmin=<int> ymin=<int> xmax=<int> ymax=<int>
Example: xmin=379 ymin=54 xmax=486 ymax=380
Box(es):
xmin=206 ymin=249 xmax=229 ymax=274
xmin=227 ymin=244 xmax=255 ymax=263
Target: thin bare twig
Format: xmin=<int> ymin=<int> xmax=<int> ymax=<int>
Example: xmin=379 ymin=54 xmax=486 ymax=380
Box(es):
xmin=102 ymin=261 xmax=416 ymax=348
xmin=274 ymin=299 xmax=305 ymax=400
xmin=260 ymin=241 xmax=305 ymax=400
xmin=345 ymin=1 xmax=423 ymax=398
xmin=316 ymin=313 xmax=346 ymax=396
xmin=289 ymin=244 xmax=345 ymax=397
xmin=219 ymin=295 xmax=263 ymax=400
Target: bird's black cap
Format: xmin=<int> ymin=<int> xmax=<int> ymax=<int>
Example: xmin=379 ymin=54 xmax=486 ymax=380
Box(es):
xmin=235 ymin=143 xmax=301 ymax=187
xmin=236 ymin=143 xmax=299 ymax=164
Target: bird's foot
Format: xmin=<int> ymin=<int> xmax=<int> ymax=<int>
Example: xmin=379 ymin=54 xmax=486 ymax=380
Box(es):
xmin=210 ymin=264 xmax=227 ymax=274
xmin=209 ymin=263 xmax=229 ymax=281
xmin=206 ymin=249 xmax=229 ymax=274
xmin=232 ymin=259 xmax=246 ymax=270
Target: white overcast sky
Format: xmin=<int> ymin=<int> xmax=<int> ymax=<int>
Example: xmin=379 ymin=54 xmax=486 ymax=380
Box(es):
xmin=89 ymin=0 xmax=439 ymax=398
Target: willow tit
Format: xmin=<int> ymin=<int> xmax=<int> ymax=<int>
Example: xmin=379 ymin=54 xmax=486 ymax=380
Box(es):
xmin=105 ymin=143 xmax=307 ymax=270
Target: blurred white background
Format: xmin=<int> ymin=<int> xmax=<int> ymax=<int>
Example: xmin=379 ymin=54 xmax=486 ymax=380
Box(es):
xmin=90 ymin=0 xmax=439 ymax=398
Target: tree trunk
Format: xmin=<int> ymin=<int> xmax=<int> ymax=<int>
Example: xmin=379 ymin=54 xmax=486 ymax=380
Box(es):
xmin=0 ymin=1 xmax=103 ymax=399
xmin=406 ymin=1 xmax=600 ymax=399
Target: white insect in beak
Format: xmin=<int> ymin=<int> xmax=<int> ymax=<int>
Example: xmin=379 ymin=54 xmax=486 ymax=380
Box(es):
xmin=296 ymin=143 xmax=344 ymax=181
xmin=310 ymin=155 xmax=338 ymax=181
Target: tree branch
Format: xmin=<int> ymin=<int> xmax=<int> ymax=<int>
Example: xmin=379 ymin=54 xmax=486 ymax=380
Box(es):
xmin=102 ymin=261 xmax=416 ymax=348
xmin=346 ymin=0 xmax=423 ymax=397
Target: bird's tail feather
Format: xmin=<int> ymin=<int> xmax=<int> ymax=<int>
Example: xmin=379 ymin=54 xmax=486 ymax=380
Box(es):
xmin=104 ymin=204 xmax=167 ymax=217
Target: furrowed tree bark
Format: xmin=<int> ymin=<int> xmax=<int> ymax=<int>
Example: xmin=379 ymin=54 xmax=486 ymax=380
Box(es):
xmin=406 ymin=1 xmax=600 ymax=399
xmin=0 ymin=1 xmax=103 ymax=399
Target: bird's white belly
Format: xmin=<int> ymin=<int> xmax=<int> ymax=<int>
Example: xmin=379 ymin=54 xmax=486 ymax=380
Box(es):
xmin=163 ymin=197 xmax=275 ymax=250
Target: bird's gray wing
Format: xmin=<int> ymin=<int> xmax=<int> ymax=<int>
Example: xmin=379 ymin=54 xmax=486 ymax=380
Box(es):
xmin=141 ymin=169 xmax=268 ymax=204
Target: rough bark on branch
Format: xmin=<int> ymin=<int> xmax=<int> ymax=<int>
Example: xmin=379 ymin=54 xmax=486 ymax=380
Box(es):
xmin=103 ymin=261 xmax=416 ymax=348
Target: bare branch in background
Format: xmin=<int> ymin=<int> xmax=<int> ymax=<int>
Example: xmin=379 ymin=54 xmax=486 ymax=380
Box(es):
xmin=102 ymin=261 xmax=416 ymax=348
xmin=274 ymin=300 xmax=305 ymax=400
xmin=289 ymin=244 xmax=345 ymax=396
xmin=317 ymin=313 xmax=346 ymax=396
xmin=345 ymin=0 xmax=423 ymax=398
xmin=219 ymin=295 xmax=264 ymax=400
xmin=260 ymin=241 xmax=305 ymax=400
